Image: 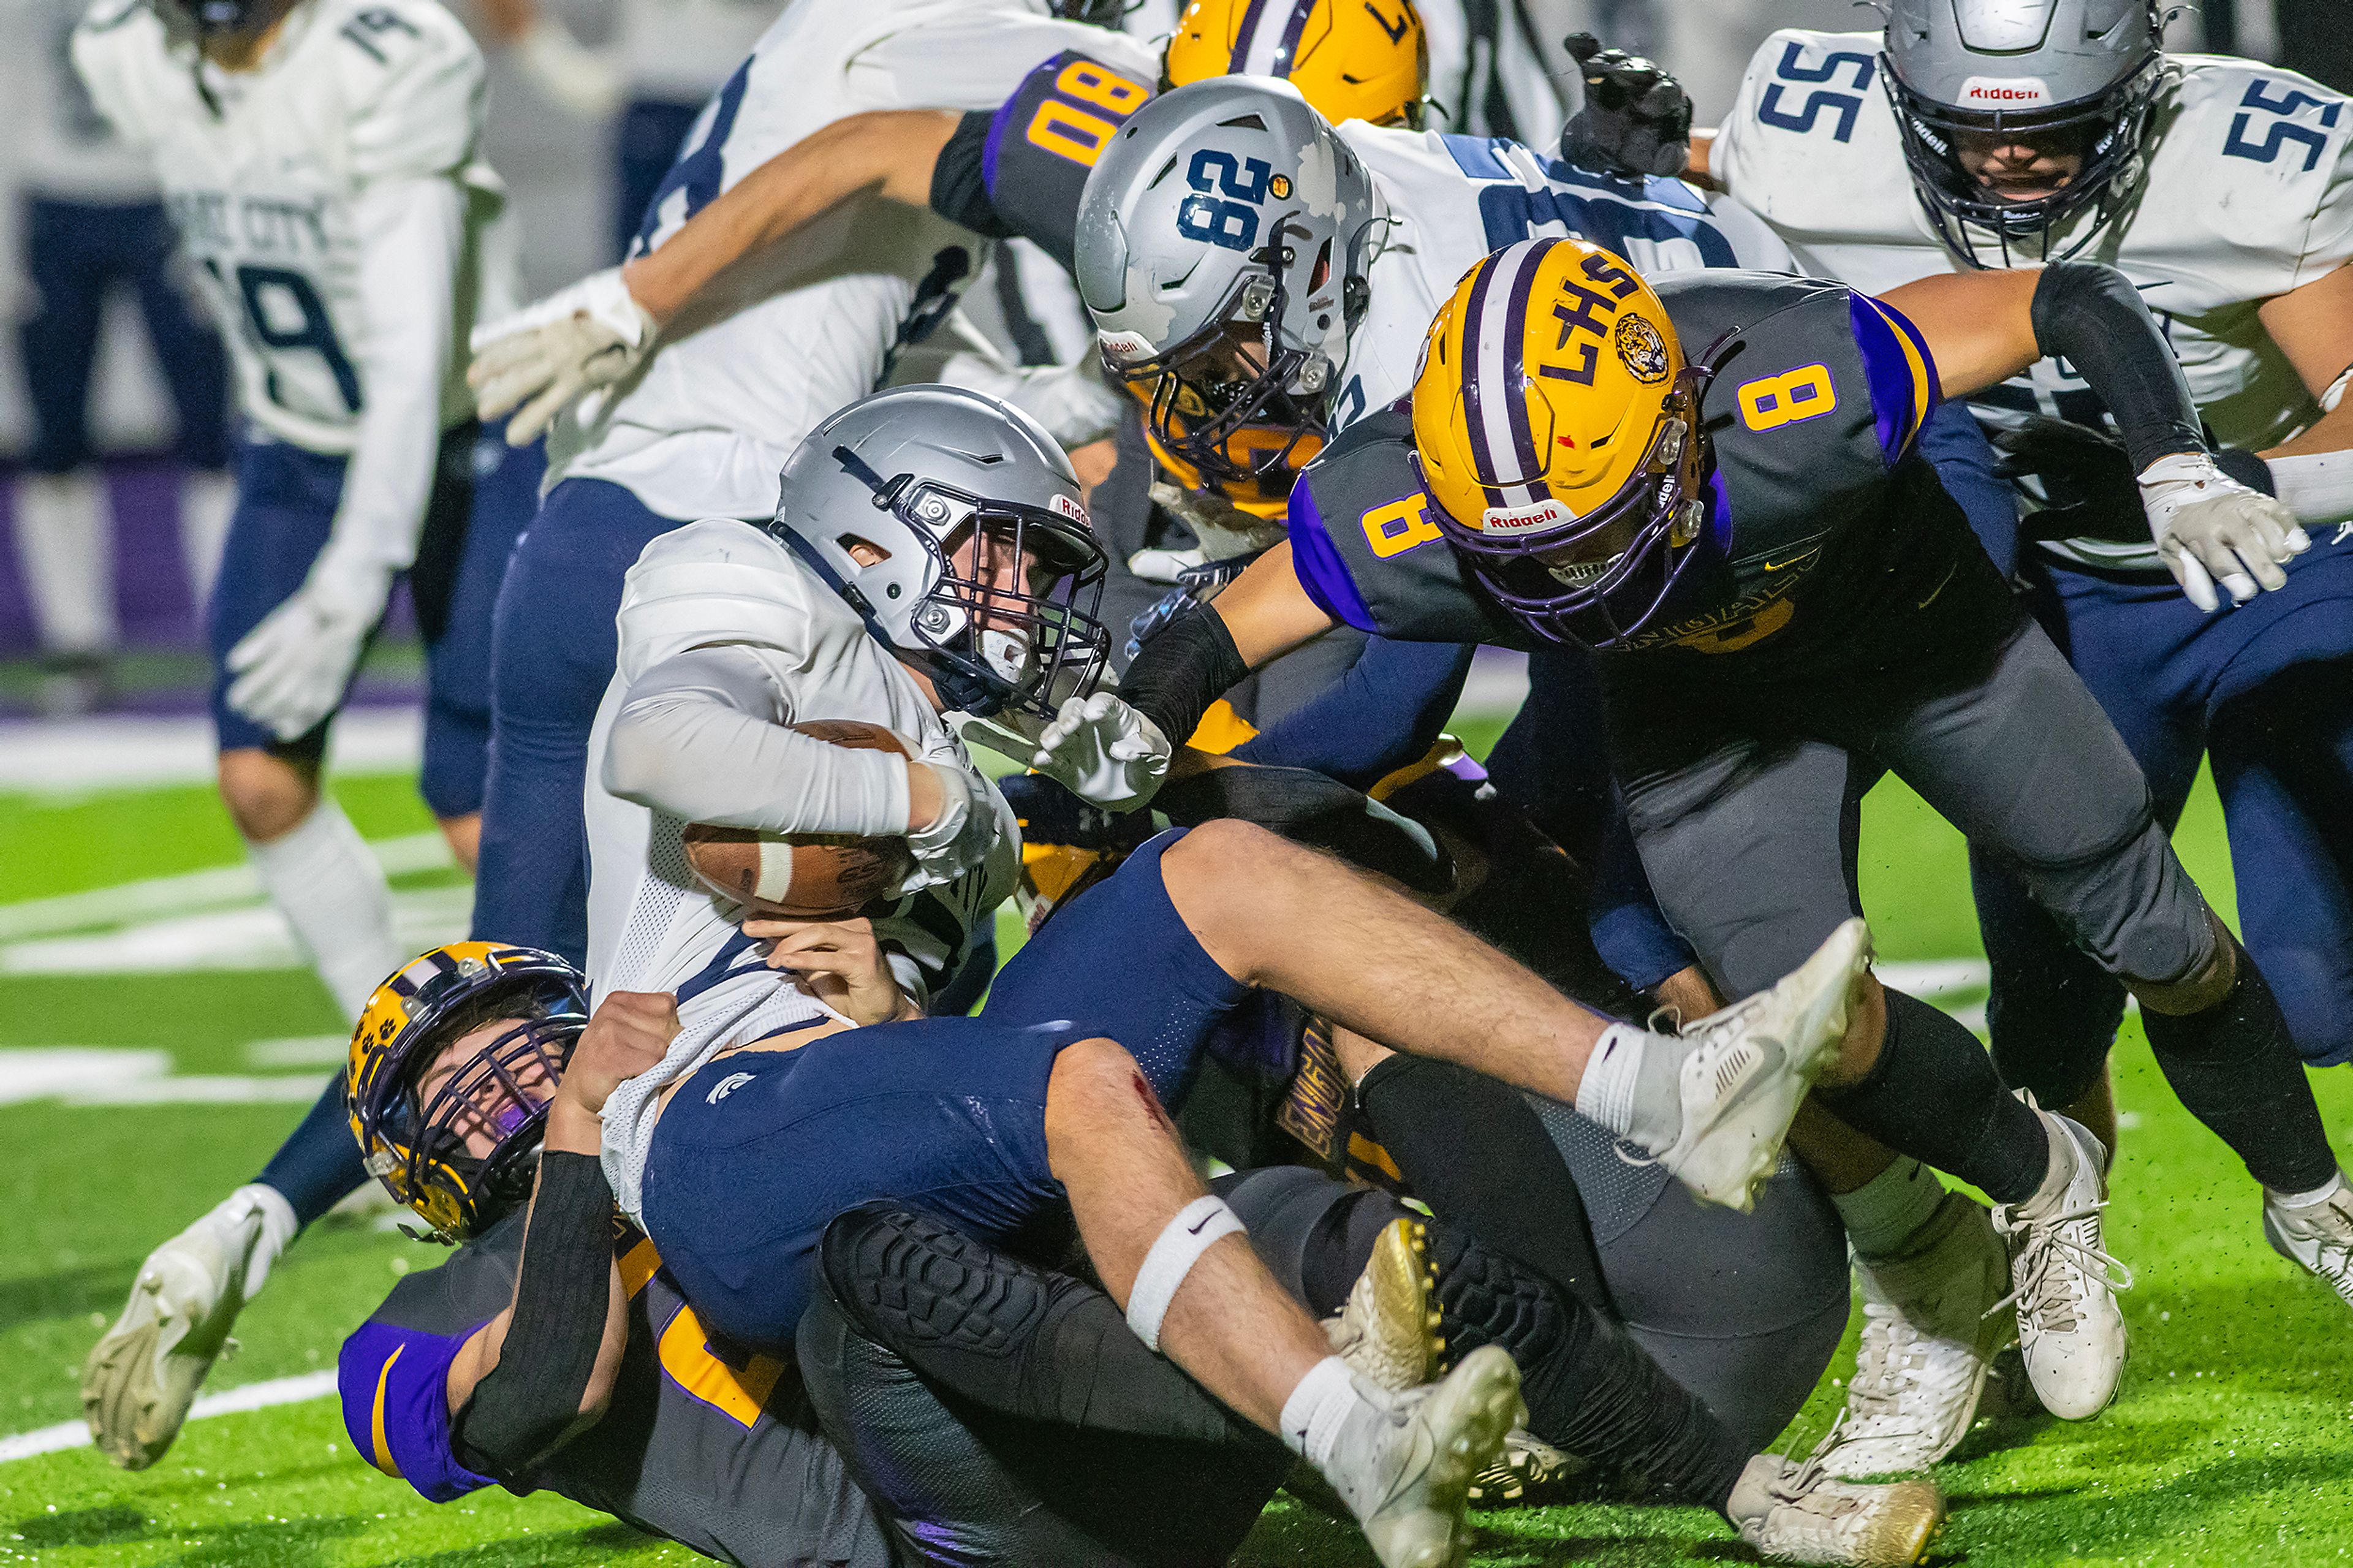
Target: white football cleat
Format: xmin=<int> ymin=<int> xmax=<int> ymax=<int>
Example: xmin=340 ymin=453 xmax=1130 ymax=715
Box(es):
xmin=1327 ymin=1217 xmax=1442 ymax=1394
xmin=1991 ymin=1112 xmax=2130 ymax=1422
xmin=1653 ymin=918 xmax=1870 ymax=1212
xmin=2263 ymin=1180 xmax=2353 ymax=1309
xmin=1823 ymin=1192 xmax=2011 ymax=1477
xmin=1324 ymin=1345 xmax=1523 ymax=1568
xmin=1728 ymin=1440 xmax=1946 ymax=1567
xmin=82 ymin=1184 xmax=300 ymax=1469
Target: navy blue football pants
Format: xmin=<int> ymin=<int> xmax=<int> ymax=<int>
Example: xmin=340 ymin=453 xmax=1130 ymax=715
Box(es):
xmin=471 ymin=477 xmax=688 ymax=963
xmin=643 ymin=830 xmax=1249 ymax=1355
xmin=17 ymin=195 xmax=227 ymax=473
xmin=1975 ymin=534 xmax=2353 ymax=1089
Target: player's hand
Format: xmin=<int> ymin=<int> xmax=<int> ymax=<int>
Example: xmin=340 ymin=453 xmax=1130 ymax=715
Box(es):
xmin=2139 ymin=452 xmax=2310 ymax=612
xmin=899 ymin=757 xmax=998 ymax=893
xmin=1031 ymin=691 xmax=1171 ymax=811
xmin=743 ymin=915 xmax=919 ymax=1025
xmin=223 ymin=561 xmax=389 ymax=740
xmin=469 ymin=267 xmax=658 ymax=445
xmin=1559 ymin=34 xmax=1692 ymax=179
xmin=557 ymin=991 xmax=678 ymax=1119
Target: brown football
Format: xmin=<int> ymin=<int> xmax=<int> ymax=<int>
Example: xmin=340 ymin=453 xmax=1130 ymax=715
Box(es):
xmin=679 ymin=720 xmax=919 ymax=919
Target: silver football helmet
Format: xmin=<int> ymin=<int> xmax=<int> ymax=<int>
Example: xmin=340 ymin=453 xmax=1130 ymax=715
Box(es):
xmin=768 ymin=387 xmax=1109 ymax=719
xmin=1074 ymin=77 xmax=1381 ymax=487
xmin=1882 ymin=0 xmax=2166 ymax=266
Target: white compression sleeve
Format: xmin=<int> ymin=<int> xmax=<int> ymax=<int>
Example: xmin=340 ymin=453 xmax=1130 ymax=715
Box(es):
xmin=321 ymin=177 xmax=466 ymax=602
xmin=2265 ymin=449 xmax=2353 ymax=528
xmin=601 ymin=645 xmax=912 ymax=835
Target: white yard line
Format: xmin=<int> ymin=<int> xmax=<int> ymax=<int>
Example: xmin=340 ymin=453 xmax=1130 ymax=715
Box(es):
xmin=0 ymin=1049 xmax=332 ymax=1106
xmin=0 ymin=832 xmax=453 ymax=943
xmin=0 ymin=710 xmax=423 ymax=796
xmin=0 ymin=1372 xmax=339 ymax=1465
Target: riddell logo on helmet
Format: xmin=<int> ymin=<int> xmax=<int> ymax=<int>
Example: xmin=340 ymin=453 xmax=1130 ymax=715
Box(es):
xmin=1958 ymin=76 xmax=2052 ymax=107
xmin=1096 ymin=330 xmax=1156 ymax=361
xmin=1480 ymin=498 xmax=1572 ymax=534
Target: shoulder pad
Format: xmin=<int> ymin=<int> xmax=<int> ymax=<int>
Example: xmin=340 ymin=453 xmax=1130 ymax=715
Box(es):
xmin=616 ymin=520 xmax=832 ymax=682
xmin=2145 ymin=56 xmax=2353 ymax=282
xmin=336 ymin=0 xmax=486 ymax=181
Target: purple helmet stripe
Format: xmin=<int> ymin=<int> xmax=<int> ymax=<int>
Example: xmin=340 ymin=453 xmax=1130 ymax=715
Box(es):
xmin=1499 ymin=239 xmax=1554 ymax=504
xmin=1269 ymin=0 xmax=1316 ymax=74
xmin=1229 ymin=0 xmax=1275 ymax=73
xmin=1459 ymin=245 xmax=1510 ymax=511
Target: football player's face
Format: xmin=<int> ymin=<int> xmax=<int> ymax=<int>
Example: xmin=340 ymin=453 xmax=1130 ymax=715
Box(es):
xmin=1952 ymin=128 xmax=2086 ymax=202
xmin=414 ymin=1019 xmax=547 ymax=1159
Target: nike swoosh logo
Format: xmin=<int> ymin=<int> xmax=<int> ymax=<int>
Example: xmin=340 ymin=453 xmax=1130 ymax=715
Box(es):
xmin=1188 ymin=1214 xmax=1215 ymax=1235
xmin=1760 ymin=553 xmax=1815 ymax=572
xmin=1916 ymin=562 xmax=1958 ymax=609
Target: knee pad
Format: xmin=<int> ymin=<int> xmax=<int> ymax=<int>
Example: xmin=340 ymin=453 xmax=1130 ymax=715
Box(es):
xmin=817 ymin=1203 xmax=1059 ymax=1362
xmin=2020 ymin=817 xmax=2216 ymax=993
xmin=1428 ymin=1222 xmax=1572 ymax=1370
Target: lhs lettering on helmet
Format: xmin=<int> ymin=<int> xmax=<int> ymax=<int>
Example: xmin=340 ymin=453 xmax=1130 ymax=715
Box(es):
xmin=1178 ymin=150 xmax=1276 ymax=252
xmin=1538 ymin=253 xmax=1641 ymax=387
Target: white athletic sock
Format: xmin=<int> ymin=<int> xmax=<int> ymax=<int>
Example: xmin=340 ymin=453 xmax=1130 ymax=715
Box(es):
xmin=1575 ymin=1023 xmax=1683 ymax=1152
xmin=180 ymin=468 xmax=237 ymax=615
xmin=13 ymin=471 xmax=116 ymax=654
xmin=1279 ymin=1354 xmax=1371 ymax=1467
xmin=1833 ymin=1156 xmax=1948 ymax=1260
xmin=2269 ymin=1169 xmax=2347 ymax=1210
xmin=247 ymin=798 xmax=402 ymax=1024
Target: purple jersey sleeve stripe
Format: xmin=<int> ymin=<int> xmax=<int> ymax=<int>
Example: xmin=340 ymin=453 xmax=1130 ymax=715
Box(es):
xmin=986 ymin=53 xmax=1072 ymax=197
xmin=1286 ymin=480 xmax=1381 ymax=633
xmin=1846 ymin=292 xmax=1938 ymax=464
xmin=339 ymin=1318 xmax=498 ymax=1504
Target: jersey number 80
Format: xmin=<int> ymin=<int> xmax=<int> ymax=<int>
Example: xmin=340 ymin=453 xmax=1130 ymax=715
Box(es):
xmin=1025 ymin=61 xmax=1153 ymax=168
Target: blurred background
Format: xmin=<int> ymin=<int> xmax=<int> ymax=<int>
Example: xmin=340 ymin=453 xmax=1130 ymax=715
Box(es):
xmin=0 ymin=0 xmax=2333 ymax=713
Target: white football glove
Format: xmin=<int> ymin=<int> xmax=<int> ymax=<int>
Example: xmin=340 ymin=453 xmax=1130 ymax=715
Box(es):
xmin=897 ymin=759 xmax=999 ymax=895
xmin=2140 ymin=453 xmax=2310 ymax=612
xmin=1031 ymin=691 xmax=1171 ymax=811
xmin=469 ymin=267 xmax=658 ymax=445
xmin=224 ymin=553 xmax=390 ymax=740
xmin=83 ymin=1184 xmax=300 ymax=1469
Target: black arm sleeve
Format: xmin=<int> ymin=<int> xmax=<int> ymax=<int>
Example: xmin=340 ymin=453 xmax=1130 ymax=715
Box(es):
xmin=2028 ymin=261 xmax=2203 ymax=473
xmin=928 ymin=112 xmax=1015 ymax=238
xmin=451 ymin=1153 xmax=617 ymax=1477
xmin=1120 ymin=607 xmax=1251 ymax=746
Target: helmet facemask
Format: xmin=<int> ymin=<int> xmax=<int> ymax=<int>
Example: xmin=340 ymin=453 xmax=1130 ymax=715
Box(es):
xmin=832 ymin=447 xmax=1112 ymax=720
xmin=1108 ymin=240 xmax=1358 ymax=488
xmin=352 ymin=960 xmax=589 ymax=1243
xmin=1884 ymin=51 xmax=2164 ymax=268
xmin=1423 ymin=360 xmax=1718 ymax=649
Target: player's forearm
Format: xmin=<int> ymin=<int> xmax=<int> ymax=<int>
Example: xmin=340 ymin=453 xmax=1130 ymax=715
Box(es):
xmin=450 ymin=1153 xmax=628 ymax=1474
xmin=334 ymin=177 xmax=466 ymax=590
xmin=602 ymin=648 xmax=912 ymax=835
xmin=618 ymin=110 xmax=960 ymax=327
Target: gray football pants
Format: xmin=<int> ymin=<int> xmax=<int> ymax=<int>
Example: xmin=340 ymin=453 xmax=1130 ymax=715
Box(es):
xmin=1618 ymin=616 xmax=2216 ymax=1004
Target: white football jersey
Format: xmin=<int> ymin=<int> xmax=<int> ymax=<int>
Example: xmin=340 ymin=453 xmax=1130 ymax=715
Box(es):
xmin=616 ymin=0 xmax=776 ymax=103
xmin=1713 ymin=34 xmax=2353 ymax=562
xmin=1328 ymin=125 xmax=1795 ymax=431
xmin=553 ymin=0 xmax=1159 ymax=524
xmin=72 ymin=0 xmax=503 ymax=456
xmin=586 ymin=516 xmax=1018 ymax=1216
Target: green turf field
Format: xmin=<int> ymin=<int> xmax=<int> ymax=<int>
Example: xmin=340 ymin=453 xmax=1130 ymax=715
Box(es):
xmin=4 ymin=713 xmax=2352 ymax=1567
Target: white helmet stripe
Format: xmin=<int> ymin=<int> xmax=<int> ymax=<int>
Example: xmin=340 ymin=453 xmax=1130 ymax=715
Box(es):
xmin=1237 ymin=0 xmax=1314 ymax=77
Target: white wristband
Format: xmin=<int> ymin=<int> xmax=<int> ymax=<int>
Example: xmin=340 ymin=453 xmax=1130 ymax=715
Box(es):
xmin=2266 ymin=448 xmax=2353 ymax=528
xmin=1126 ymin=1195 xmax=1246 ymax=1351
